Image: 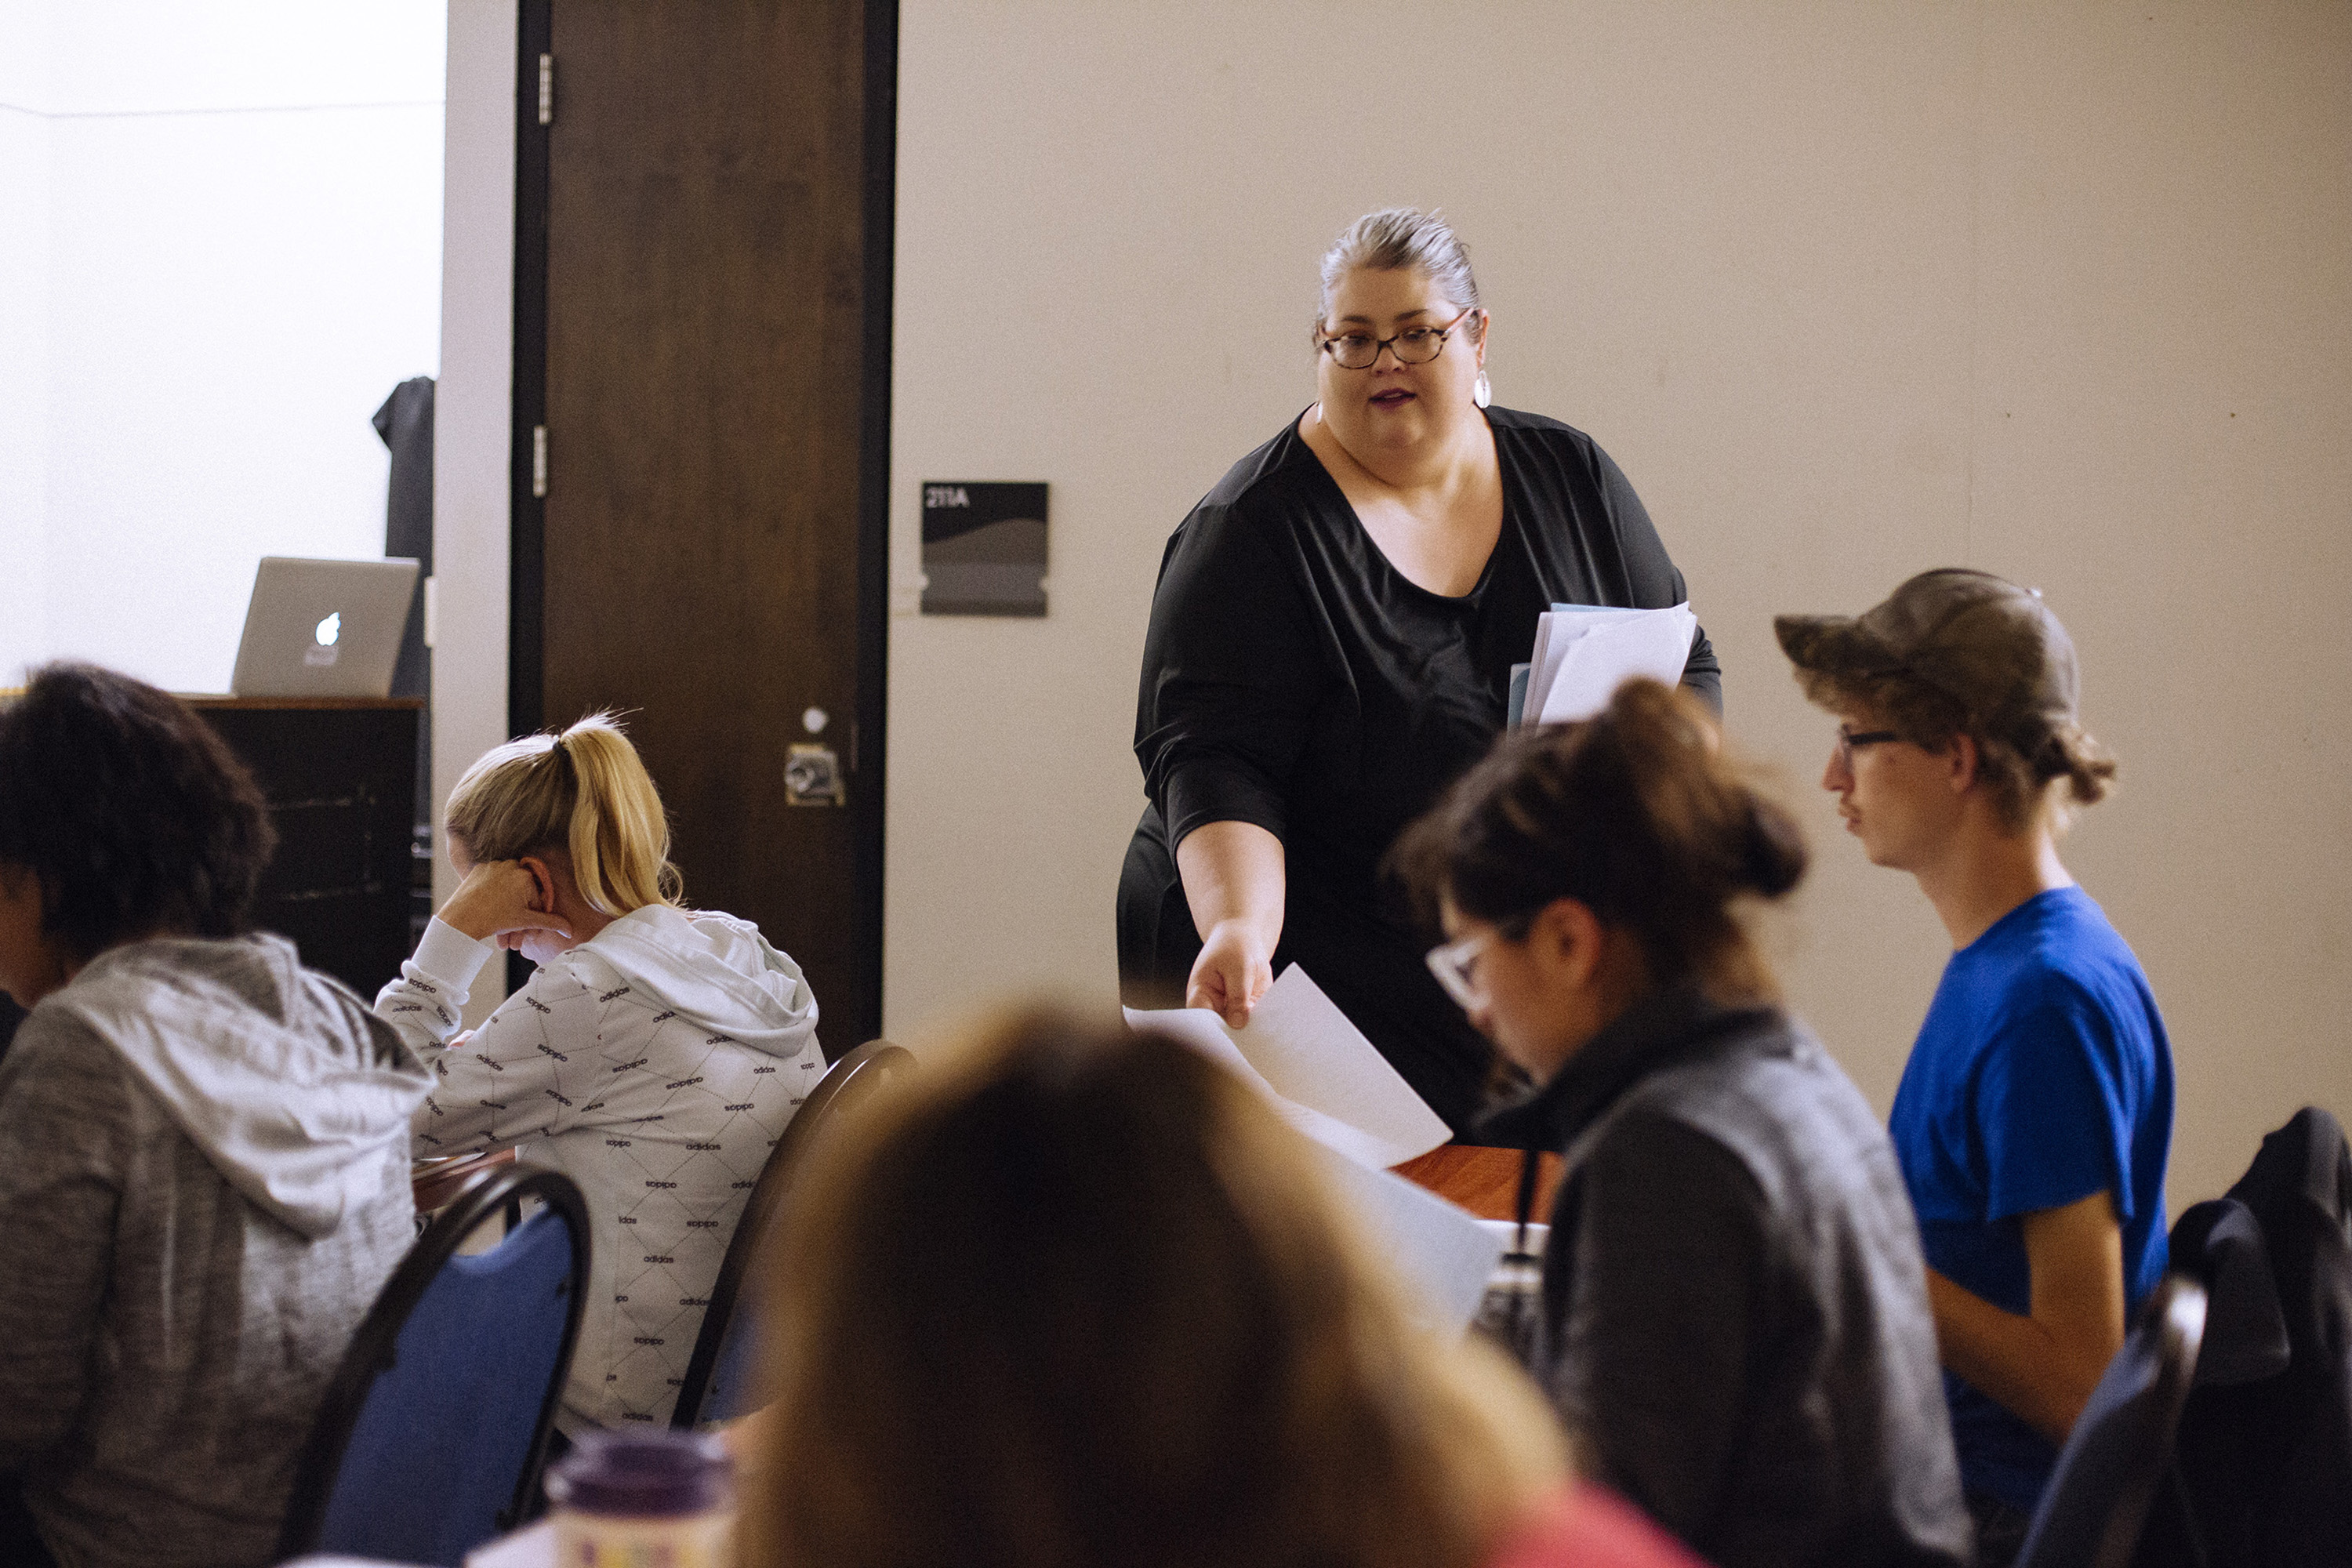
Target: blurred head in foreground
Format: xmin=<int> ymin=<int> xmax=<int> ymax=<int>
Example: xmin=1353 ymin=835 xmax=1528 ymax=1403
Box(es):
xmin=746 ymin=1007 xmax=1565 ymax=1568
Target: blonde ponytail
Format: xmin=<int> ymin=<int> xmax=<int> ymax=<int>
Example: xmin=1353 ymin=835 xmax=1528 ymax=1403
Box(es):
xmin=444 ymin=712 xmax=682 ymax=914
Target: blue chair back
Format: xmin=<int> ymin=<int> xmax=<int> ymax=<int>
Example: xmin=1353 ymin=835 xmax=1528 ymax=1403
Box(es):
xmin=671 ymin=1039 xmax=913 ymax=1427
xmin=277 ymin=1163 xmax=590 ymax=1566
xmin=2017 ymin=1274 xmax=2209 ymax=1568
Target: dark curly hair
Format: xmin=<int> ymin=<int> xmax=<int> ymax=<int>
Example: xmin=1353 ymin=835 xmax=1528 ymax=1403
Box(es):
xmin=0 ymin=663 xmax=277 ymax=964
xmin=1389 ymin=680 xmax=1806 ymax=1004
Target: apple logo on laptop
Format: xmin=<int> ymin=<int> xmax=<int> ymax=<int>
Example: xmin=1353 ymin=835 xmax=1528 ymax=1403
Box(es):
xmin=304 ymin=612 xmax=342 ymax=667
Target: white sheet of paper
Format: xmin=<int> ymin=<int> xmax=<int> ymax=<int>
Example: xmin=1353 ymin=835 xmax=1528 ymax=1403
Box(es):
xmin=1123 ymin=964 xmax=1451 ymax=1171
xmin=1121 ymin=1001 xmax=1279 ymax=1098
xmin=1535 ymin=602 xmax=1698 ymax=724
xmin=1319 ymin=1150 xmax=1508 ymax=1338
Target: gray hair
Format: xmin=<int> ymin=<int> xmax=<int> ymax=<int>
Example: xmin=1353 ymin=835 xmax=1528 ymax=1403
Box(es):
xmin=1313 ymin=208 xmax=1483 ymax=339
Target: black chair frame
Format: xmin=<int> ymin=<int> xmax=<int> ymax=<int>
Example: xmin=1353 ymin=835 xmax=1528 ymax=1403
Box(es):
xmin=274 ymin=1161 xmax=592 ymax=1562
xmin=670 ymin=1038 xmax=913 ymax=1427
xmin=2021 ymin=1272 xmax=2209 ymax=1568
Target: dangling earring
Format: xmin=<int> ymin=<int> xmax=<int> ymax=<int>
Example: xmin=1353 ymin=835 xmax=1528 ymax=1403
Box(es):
xmin=1473 ymin=368 xmax=1493 ymax=408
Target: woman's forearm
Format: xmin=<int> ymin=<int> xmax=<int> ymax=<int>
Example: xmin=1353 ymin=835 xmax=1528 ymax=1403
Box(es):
xmin=1174 ymin=820 xmax=1286 ymax=947
xmin=1173 ymin=821 xmax=1286 ymax=1024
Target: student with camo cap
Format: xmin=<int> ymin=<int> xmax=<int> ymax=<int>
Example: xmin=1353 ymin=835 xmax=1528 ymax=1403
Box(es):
xmin=1777 ymin=568 xmax=2175 ymax=1566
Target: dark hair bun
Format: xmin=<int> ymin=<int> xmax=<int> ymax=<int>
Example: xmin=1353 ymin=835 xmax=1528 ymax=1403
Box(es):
xmin=1739 ymin=796 xmax=1808 ymax=899
xmin=1389 ymin=677 xmax=1806 ymax=1000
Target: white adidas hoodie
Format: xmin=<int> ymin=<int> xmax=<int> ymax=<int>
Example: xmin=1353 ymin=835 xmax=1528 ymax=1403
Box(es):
xmin=375 ymin=904 xmax=822 ymax=1432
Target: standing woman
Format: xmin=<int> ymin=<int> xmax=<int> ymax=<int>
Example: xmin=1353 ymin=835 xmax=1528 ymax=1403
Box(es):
xmin=1120 ymin=208 xmax=1716 ymax=1131
xmin=1391 ymin=681 xmax=1970 ymax=1568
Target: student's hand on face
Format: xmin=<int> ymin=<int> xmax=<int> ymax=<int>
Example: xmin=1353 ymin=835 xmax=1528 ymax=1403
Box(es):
xmin=439 ymin=858 xmax=573 ymax=948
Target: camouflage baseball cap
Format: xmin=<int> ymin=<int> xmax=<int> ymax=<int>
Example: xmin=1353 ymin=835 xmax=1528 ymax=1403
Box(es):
xmin=1773 ymin=568 xmax=2079 ymax=742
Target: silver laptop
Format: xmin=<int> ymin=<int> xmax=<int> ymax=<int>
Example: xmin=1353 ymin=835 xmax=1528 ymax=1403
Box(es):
xmin=229 ymin=557 xmax=421 ymax=699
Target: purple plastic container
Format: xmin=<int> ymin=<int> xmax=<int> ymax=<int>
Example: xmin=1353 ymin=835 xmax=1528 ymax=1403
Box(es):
xmin=546 ymin=1430 xmax=735 ymax=1564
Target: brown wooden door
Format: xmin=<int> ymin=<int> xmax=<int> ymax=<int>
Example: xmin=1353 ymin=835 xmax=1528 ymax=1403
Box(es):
xmin=517 ymin=0 xmax=890 ymax=1054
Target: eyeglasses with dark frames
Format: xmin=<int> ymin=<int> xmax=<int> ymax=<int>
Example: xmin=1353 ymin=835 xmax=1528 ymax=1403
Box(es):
xmin=1835 ymin=727 xmax=1904 ymax=766
xmin=1316 ymin=304 xmax=1480 ymax=371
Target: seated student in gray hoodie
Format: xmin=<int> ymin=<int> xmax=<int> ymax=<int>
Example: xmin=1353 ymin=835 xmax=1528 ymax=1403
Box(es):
xmin=376 ymin=713 xmax=822 ymax=1433
xmin=0 ymin=663 xmax=433 ymax=1568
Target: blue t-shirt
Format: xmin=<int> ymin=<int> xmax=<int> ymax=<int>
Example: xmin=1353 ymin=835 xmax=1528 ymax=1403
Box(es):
xmin=1890 ymin=885 xmax=2174 ymax=1512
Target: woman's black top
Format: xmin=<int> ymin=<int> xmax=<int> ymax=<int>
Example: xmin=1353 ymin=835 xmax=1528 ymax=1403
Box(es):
xmin=1118 ymin=405 xmax=1719 ymax=1131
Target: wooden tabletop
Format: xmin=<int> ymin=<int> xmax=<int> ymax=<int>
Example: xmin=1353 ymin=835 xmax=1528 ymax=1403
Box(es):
xmin=1392 ymin=1145 xmax=1563 ymax=1222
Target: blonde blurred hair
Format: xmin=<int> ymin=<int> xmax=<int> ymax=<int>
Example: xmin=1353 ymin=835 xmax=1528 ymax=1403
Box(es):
xmin=744 ymin=1005 xmax=1566 ymax=1568
xmin=442 ymin=712 xmax=681 ymax=914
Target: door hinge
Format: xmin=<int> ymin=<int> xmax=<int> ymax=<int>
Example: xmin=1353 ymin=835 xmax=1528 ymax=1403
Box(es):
xmin=537 ymin=53 xmax=554 ymax=125
xmin=532 ymin=426 xmax=548 ymax=498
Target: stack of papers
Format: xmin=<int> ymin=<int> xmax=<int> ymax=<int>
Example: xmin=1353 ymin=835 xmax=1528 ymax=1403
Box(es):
xmin=1123 ymin=966 xmax=1449 ymax=1171
xmin=1507 ymin=601 xmax=1699 ymax=727
xmin=1125 ymin=967 xmax=1504 ymax=1335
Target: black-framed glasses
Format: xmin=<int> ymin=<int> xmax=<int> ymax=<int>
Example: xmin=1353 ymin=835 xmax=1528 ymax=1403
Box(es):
xmin=1835 ymin=728 xmax=1904 ymax=766
xmin=1317 ymin=304 xmax=1479 ymax=371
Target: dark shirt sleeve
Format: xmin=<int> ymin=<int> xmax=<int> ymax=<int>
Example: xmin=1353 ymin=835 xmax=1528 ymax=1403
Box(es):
xmin=0 ymin=1017 xmax=124 ymax=1469
xmin=1133 ymin=500 xmax=1329 ymax=849
xmin=1548 ymin=1111 xmax=1773 ymax=1547
xmin=1590 ymin=444 xmax=1721 ymax=713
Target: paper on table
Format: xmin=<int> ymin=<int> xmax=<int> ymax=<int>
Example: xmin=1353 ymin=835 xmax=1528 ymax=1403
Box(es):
xmin=1534 ymin=601 xmax=1698 ymax=724
xmin=1319 ymin=1149 xmax=1509 ymax=1338
xmin=1123 ymin=964 xmax=1451 ymax=1171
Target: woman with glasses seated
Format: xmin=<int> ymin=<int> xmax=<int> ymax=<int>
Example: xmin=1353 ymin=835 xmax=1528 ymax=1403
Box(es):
xmin=1390 ymin=680 xmax=1971 ymax=1568
xmin=1119 ymin=207 xmax=1717 ymax=1134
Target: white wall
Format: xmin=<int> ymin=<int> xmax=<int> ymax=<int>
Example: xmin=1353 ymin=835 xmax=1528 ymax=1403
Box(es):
xmin=0 ymin=1 xmax=445 ymax=692
xmin=884 ymin=1 xmax=2352 ymax=1212
xmin=433 ymin=0 xmax=514 ymax=1025
xmin=0 ymin=2 xmax=56 ymax=680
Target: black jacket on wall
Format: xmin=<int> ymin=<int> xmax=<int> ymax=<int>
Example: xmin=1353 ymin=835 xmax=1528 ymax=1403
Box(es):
xmin=372 ymin=376 xmax=434 ymax=830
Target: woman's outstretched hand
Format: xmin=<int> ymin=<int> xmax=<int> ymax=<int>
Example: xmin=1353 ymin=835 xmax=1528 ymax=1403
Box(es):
xmin=439 ymin=859 xmax=572 ymax=947
xmin=1187 ymin=917 xmax=1273 ymax=1029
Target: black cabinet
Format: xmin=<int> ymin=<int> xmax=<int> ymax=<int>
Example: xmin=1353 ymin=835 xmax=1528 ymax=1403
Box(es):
xmin=191 ymin=699 xmax=423 ymax=1001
